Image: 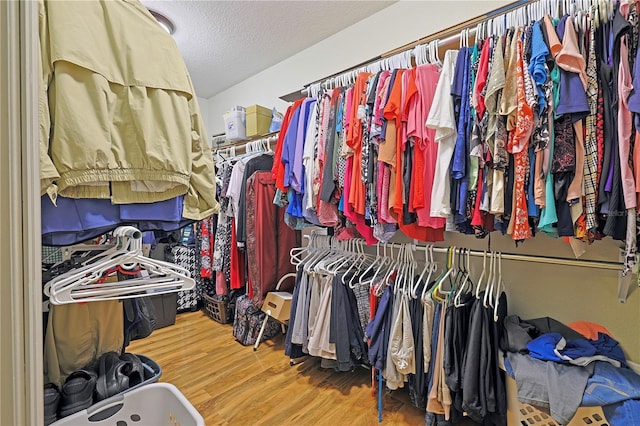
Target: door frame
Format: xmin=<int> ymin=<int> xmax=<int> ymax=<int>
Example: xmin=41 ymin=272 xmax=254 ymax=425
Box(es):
xmin=0 ymin=0 xmax=42 ymax=424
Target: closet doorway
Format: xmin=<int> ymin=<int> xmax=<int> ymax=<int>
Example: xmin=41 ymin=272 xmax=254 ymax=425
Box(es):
xmin=0 ymin=1 xmax=43 ymax=424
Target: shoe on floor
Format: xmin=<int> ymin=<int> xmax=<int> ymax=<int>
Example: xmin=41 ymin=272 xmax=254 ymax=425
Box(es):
xmin=95 ymin=351 xmax=130 ymax=402
xmin=58 ymin=370 xmax=97 ymax=418
xmin=120 ymin=353 xmax=146 ymax=387
xmin=43 ymin=383 xmax=60 ymax=425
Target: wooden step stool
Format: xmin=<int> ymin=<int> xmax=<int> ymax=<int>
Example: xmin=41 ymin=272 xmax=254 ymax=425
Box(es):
xmin=254 ymin=273 xmax=296 ymax=351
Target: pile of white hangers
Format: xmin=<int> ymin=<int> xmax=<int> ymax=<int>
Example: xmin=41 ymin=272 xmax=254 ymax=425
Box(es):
xmin=214 ymin=134 xmax=276 ymax=166
xmin=44 ymin=226 xmax=195 ymax=305
xmin=289 ymin=233 xmax=507 ymax=320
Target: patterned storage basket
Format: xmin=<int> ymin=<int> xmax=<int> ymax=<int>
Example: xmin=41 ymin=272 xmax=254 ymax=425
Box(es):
xmin=203 ymin=293 xmax=233 ymax=324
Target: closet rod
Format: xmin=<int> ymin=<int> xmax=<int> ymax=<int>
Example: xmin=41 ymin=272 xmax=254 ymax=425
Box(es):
xmin=308 ymin=235 xmax=624 ymax=271
xmin=416 ymin=245 xmax=623 ymax=272
xmin=300 ymin=0 xmax=529 ymax=94
xmin=211 ymin=131 xmax=279 ymax=152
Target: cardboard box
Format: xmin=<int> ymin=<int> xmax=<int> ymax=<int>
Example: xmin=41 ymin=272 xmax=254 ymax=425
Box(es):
xmin=261 ymin=291 xmax=292 ymax=323
xmin=245 ymin=104 xmax=272 ymax=137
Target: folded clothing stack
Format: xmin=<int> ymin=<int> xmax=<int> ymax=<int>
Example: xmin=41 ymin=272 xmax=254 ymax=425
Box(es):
xmin=44 ymin=352 xmax=147 ymax=426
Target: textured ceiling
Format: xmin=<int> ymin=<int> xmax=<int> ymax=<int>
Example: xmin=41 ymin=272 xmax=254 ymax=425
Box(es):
xmin=141 ymin=0 xmax=396 ymax=99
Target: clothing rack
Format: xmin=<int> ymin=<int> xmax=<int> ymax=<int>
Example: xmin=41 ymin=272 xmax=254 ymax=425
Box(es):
xmin=299 ymin=0 xmax=610 ymax=96
xmin=302 ymin=233 xmax=634 ymax=303
xmin=212 ymin=132 xmax=278 ymax=152
xmin=212 ymin=132 xmax=279 ymax=162
xmin=304 ymin=234 xmax=623 ymax=270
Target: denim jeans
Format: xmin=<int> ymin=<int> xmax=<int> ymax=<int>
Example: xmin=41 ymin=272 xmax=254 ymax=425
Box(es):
xmin=581 ymin=362 xmax=640 ymax=426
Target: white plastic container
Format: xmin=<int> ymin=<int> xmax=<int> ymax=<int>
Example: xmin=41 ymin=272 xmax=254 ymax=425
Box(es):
xmin=52 ymin=383 xmax=204 ymax=426
xmin=223 ymin=106 xmax=246 ymax=141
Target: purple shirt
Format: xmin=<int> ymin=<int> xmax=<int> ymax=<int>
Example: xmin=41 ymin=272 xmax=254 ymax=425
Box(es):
xmin=291 ymin=99 xmax=315 ymax=193
xmin=282 ymin=105 xmax=302 ymax=188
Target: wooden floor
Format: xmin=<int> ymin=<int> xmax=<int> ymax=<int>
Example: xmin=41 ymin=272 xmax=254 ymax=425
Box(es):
xmin=128 ymin=311 xmax=426 ymax=426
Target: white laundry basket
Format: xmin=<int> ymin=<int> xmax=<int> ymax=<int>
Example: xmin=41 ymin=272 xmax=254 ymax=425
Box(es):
xmin=506 ymin=375 xmax=608 ymax=426
xmin=52 ymin=383 xmax=204 ymax=426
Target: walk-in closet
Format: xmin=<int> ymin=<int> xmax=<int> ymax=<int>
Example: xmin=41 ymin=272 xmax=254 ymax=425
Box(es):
xmin=2 ymin=0 xmax=640 ymax=425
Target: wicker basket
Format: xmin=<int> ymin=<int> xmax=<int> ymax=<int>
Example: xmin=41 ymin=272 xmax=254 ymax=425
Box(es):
xmin=506 ymin=375 xmax=608 ymax=426
xmin=203 ymin=293 xmax=232 ymax=324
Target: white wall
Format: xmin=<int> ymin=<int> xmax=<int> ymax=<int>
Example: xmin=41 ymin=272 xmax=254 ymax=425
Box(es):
xmin=196 ymin=96 xmax=211 ymax=137
xmin=204 ymin=0 xmax=512 ymax=136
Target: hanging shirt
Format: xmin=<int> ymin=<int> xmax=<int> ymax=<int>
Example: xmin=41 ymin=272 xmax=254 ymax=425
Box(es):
xmin=383 ymin=69 xmax=406 ymax=219
xmin=303 ymin=100 xmax=320 ymax=211
xmin=273 ymin=100 xmax=303 ymax=192
xmin=291 ymin=99 xmax=316 ymax=193
xmin=428 ymin=50 xmax=459 ymax=219
xmin=347 ymin=73 xmax=373 ymax=215
xmin=282 ymin=104 xmax=303 ymax=189
xmin=414 ymin=64 xmax=445 ymax=229
xmin=529 ymin=21 xmax=550 ymax=112
xmin=451 ymin=48 xmax=470 ymax=182
xmin=473 ymin=39 xmax=491 ymax=120
xmin=507 ymin=30 xmax=533 ymax=241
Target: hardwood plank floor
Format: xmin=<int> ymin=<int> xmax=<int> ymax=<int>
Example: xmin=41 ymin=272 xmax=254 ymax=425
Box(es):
xmin=128 ymin=311 xmax=426 ymax=425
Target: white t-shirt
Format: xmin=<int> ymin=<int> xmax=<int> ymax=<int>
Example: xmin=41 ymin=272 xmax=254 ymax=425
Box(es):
xmin=303 ymin=100 xmax=319 ymax=211
xmin=225 ymin=159 xmax=247 ymax=222
xmin=427 ymin=50 xmax=458 ymax=218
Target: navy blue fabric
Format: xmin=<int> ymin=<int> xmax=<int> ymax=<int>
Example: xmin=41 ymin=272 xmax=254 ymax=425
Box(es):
xmin=41 ymin=195 xmax=191 ymax=245
xmin=365 ymin=286 xmax=392 ymax=370
xmin=589 ymin=333 xmax=627 ymax=367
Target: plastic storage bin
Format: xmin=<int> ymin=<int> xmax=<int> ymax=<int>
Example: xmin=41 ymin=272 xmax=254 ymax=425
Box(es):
xmin=51 ymin=383 xmax=204 ymax=426
xmin=223 ymin=106 xmax=246 ymax=141
xmin=149 ymin=292 xmax=177 ymax=329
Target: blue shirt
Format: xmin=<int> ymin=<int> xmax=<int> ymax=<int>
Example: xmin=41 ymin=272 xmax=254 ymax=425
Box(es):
xmin=282 ymin=105 xmax=302 ymax=188
xmin=529 ymin=21 xmax=550 ymax=112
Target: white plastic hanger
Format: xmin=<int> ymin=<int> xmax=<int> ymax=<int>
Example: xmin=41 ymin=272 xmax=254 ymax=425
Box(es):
xmin=413 ymin=45 xmax=422 ymax=66
xmin=411 ymin=244 xmax=429 ymax=298
xmin=44 ymin=227 xmax=195 ymax=304
xmin=419 ymin=245 xmax=438 ymax=302
xmin=371 ymin=244 xmax=393 ymax=296
xmin=431 ymin=247 xmax=456 ymax=303
xmin=357 ymin=243 xmax=383 ymax=286
xmin=453 ymin=249 xmax=473 ymax=307
xmin=493 ymin=252 xmax=505 ymax=321
xmin=484 ymin=252 xmax=497 ymax=308
xmin=379 ymin=244 xmax=402 ymax=294
xmin=290 ymin=232 xmax=318 ymax=268
xmin=363 ymin=243 xmax=392 ymax=290
xmin=474 ymin=250 xmax=487 ymax=299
